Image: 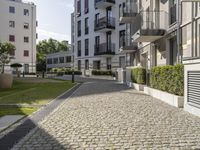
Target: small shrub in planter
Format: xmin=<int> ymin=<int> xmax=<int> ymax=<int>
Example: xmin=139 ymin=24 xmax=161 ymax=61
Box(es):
xmin=150 ymin=64 xmax=184 ymax=96
xmin=131 ymin=67 xmax=146 ymax=84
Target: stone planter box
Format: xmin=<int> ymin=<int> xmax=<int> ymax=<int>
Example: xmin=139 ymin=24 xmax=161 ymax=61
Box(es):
xmin=129 ymin=82 xmax=146 ymax=91
xmin=144 ymin=87 xmax=184 ymax=108
xmin=0 ymin=74 xmax=13 ymax=89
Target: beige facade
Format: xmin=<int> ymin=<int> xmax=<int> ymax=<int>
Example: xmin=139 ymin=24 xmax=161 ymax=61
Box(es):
xmin=0 ymin=0 xmax=37 ymax=73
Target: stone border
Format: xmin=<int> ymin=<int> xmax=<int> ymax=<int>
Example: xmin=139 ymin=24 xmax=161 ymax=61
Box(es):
xmin=144 ymin=87 xmax=184 ymax=108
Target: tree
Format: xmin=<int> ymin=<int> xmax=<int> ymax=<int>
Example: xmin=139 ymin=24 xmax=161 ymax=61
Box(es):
xmin=0 ymin=42 xmax=15 ymax=74
xmin=36 ymin=38 xmax=69 ymax=72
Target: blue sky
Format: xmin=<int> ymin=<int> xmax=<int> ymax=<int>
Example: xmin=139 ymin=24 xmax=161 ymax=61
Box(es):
xmin=27 ymin=0 xmax=74 ymax=43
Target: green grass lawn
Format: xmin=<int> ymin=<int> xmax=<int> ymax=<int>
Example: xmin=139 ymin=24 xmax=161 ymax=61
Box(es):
xmin=0 ymin=80 xmax=75 ymax=105
xmin=0 ymin=106 xmax=38 ymax=117
xmin=0 ymin=79 xmax=75 ymax=117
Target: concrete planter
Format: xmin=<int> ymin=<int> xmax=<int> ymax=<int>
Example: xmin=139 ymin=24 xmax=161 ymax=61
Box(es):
xmin=0 ymin=74 xmax=13 ymax=89
xmin=129 ymin=82 xmax=146 ymax=91
xmin=144 ymin=87 xmax=184 ymax=108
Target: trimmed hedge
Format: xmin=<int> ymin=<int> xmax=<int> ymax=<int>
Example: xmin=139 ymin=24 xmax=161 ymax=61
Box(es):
xmin=92 ymin=70 xmax=113 ymax=76
xmin=150 ymin=64 xmax=184 ymax=96
xmin=131 ymin=67 xmax=146 ymax=84
xmin=49 ymin=68 xmax=82 ymax=76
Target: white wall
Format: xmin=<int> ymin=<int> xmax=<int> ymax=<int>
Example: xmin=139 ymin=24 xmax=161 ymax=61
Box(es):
xmin=0 ymin=0 xmax=37 ymax=73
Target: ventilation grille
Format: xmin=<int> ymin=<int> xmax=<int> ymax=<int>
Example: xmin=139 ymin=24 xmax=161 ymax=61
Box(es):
xmin=188 ymin=71 xmax=200 ymax=106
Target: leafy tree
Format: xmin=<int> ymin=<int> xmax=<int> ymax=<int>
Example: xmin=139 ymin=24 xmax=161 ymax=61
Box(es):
xmin=36 ymin=38 xmax=69 ymax=72
xmin=0 ymin=42 xmax=15 ymax=74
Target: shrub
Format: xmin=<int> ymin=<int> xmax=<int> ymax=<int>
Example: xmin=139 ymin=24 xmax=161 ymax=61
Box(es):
xmin=92 ymin=70 xmax=112 ymax=76
xmin=57 ymin=72 xmax=64 ymax=76
xmin=131 ymin=67 xmax=146 ymax=84
xmin=150 ymin=64 xmax=184 ymax=96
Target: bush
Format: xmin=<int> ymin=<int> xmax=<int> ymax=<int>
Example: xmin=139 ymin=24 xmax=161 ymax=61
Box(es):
xmin=131 ymin=67 xmax=146 ymax=84
xmin=92 ymin=70 xmax=112 ymax=76
xmin=150 ymin=64 xmax=184 ymax=96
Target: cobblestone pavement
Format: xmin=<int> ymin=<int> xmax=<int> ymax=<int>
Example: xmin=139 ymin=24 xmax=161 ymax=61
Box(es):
xmin=12 ymin=82 xmax=200 ymax=150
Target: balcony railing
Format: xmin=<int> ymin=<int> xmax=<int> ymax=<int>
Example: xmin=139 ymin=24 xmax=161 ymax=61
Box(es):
xmin=95 ymin=0 xmax=115 ymax=9
xmin=170 ymin=4 xmax=176 ymax=25
xmin=119 ymin=1 xmax=138 ymax=23
xmin=94 ymin=17 xmax=115 ymax=32
xmin=132 ymin=11 xmax=168 ymax=42
xmin=120 ymin=35 xmax=138 ymax=52
xmin=94 ymin=43 xmax=115 ymax=56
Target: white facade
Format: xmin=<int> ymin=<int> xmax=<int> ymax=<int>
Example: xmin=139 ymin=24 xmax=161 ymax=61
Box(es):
xmin=73 ymin=0 xmax=136 ymax=74
xmin=46 ymin=48 xmax=74 ymax=70
xmin=0 ymin=0 xmax=37 ymax=73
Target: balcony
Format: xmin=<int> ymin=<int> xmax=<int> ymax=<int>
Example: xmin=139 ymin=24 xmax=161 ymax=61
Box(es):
xmin=95 ymin=0 xmax=115 ymax=9
xmin=120 ymin=35 xmax=138 ymax=53
xmin=94 ymin=17 xmax=115 ymax=32
xmin=132 ymin=11 xmax=168 ymax=42
xmin=94 ymin=43 xmax=115 ymax=56
xmin=119 ymin=1 xmax=138 ymax=23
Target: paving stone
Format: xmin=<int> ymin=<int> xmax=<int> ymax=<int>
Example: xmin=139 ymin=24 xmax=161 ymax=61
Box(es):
xmin=12 ymin=81 xmax=200 ymax=149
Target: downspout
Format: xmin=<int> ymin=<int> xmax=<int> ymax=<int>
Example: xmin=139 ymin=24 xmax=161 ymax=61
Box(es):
xmin=177 ymin=0 xmax=181 ymax=64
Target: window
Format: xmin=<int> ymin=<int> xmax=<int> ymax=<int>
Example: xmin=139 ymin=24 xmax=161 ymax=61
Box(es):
xmin=84 ymin=0 xmax=89 ymax=14
xmin=9 ymin=21 xmax=15 ymax=28
xmin=77 ymin=0 xmax=81 ymax=17
xmin=95 ymin=36 xmax=100 ymax=52
xmin=24 ymin=37 xmax=29 ymax=43
xmin=59 ymin=57 xmax=64 ymax=63
xmin=24 ymin=50 xmax=29 ymax=57
xmin=85 ymin=18 xmax=89 ymax=34
xmin=9 ymin=35 xmax=15 ymax=42
xmin=24 ymin=9 xmax=29 ymax=16
xmin=53 ymin=58 xmax=59 ymax=64
xmin=66 ymin=56 xmax=72 ymax=63
xmin=85 ymin=60 xmax=89 ymax=70
xmin=24 ymin=23 xmax=29 ymax=29
xmin=78 ymin=41 xmax=81 ymax=57
xmin=47 ymin=58 xmax=53 ymax=64
xmin=95 ymin=13 xmax=100 ymax=25
xmin=85 ymin=39 xmax=89 ymax=56
xmin=9 ymin=6 xmax=15 ymax=13
xmin=78 ymin=60 xmax=81 ymax=71
xmin=119 ymin=30 xmax=126 ymax=48
xmin=78 ymin=21 xmax=81 ymax=37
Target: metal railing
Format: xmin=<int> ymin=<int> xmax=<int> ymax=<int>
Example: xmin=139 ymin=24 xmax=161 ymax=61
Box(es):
xmin=119 ymin=1 xmax=138 ymax=18
xmin=132 ymin=11 xmax=168 ymax=35
xmin=94 ymin=17 xmax=115 ymax=31
xmin=120 ymin=35 xmax=138 ymax=50
xmin=95 ymin=0 xmax=115 ymax=4
xmin=94 ymin=43 xmax=115 ymax=55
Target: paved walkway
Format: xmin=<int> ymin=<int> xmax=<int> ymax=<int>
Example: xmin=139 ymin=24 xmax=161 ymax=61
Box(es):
xmin=12 ymin=81 xmax=200 ymax=149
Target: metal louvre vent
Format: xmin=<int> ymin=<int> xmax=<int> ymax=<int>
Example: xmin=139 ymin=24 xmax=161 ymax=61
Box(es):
xmin=188 ymin=71 xmax=200 ymax=106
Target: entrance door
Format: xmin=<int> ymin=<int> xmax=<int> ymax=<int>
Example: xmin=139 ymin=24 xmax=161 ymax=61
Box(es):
xmin=24 ymin=64 xmax=29 ymax=73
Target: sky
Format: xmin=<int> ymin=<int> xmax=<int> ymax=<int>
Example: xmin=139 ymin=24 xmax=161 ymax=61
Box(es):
xmin=27 ymin=0 xmax=74 ymax=43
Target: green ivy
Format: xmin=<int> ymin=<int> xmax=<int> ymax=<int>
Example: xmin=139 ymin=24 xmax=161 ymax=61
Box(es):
xmin=150 ymin=64 xmax=184 ymax=96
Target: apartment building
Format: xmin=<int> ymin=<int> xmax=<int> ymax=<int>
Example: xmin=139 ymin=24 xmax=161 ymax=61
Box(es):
xmin=0 ymin=0 xmax=37 ymax=73
xmin=73 ymin=0 xmax=138 ymax=75
xmin=46 ymin=47 xmax=74 ymax=71
xmin=121 ymin=0 xmax=200 ymax=116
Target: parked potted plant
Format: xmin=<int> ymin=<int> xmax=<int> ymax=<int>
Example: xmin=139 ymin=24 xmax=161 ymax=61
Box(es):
xmin=11 ymin=63 xmax=22 ymax=78
xmin=0 ymin=42 xmax=15 ymax=89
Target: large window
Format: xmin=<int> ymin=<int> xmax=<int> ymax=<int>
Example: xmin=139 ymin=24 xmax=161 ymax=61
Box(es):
xmin=9 ymin=35 xmax=15 ymax=42
xmin=77 ymin=0 xmax=81 ymax=16
xmin=119 ymin=30 xmax=126 ymax=48
xmin=78 ymin=21 xmax=81 ymax=37
xmin=78 ymin=41 xmax=81 ymax=57
xmin=85 ymin=39 xmax=89 ymax=56
xmin=9 ymin=21 xmax=15 ymax=28
xmin=24 ymin=50 xmax=29 ymax=57
xmin=9 ymin=6 xmax=15 ymax=13
xmin=59 ymin=57 xmax=64 ymax=63
xmin=78 ymin=60 xmax=81 ymax=70
xmin=24 ymin=9 xmax=29 ymax=16
xmin=84 ymin=0 xmax=89 ymax=14
xmin=66 ymin=56 xmax=72 ymax=63
xmin=47 ymin=58 xmax=53 ymax=64
xmin=85 ymin=18 xmax=89 ymax=34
